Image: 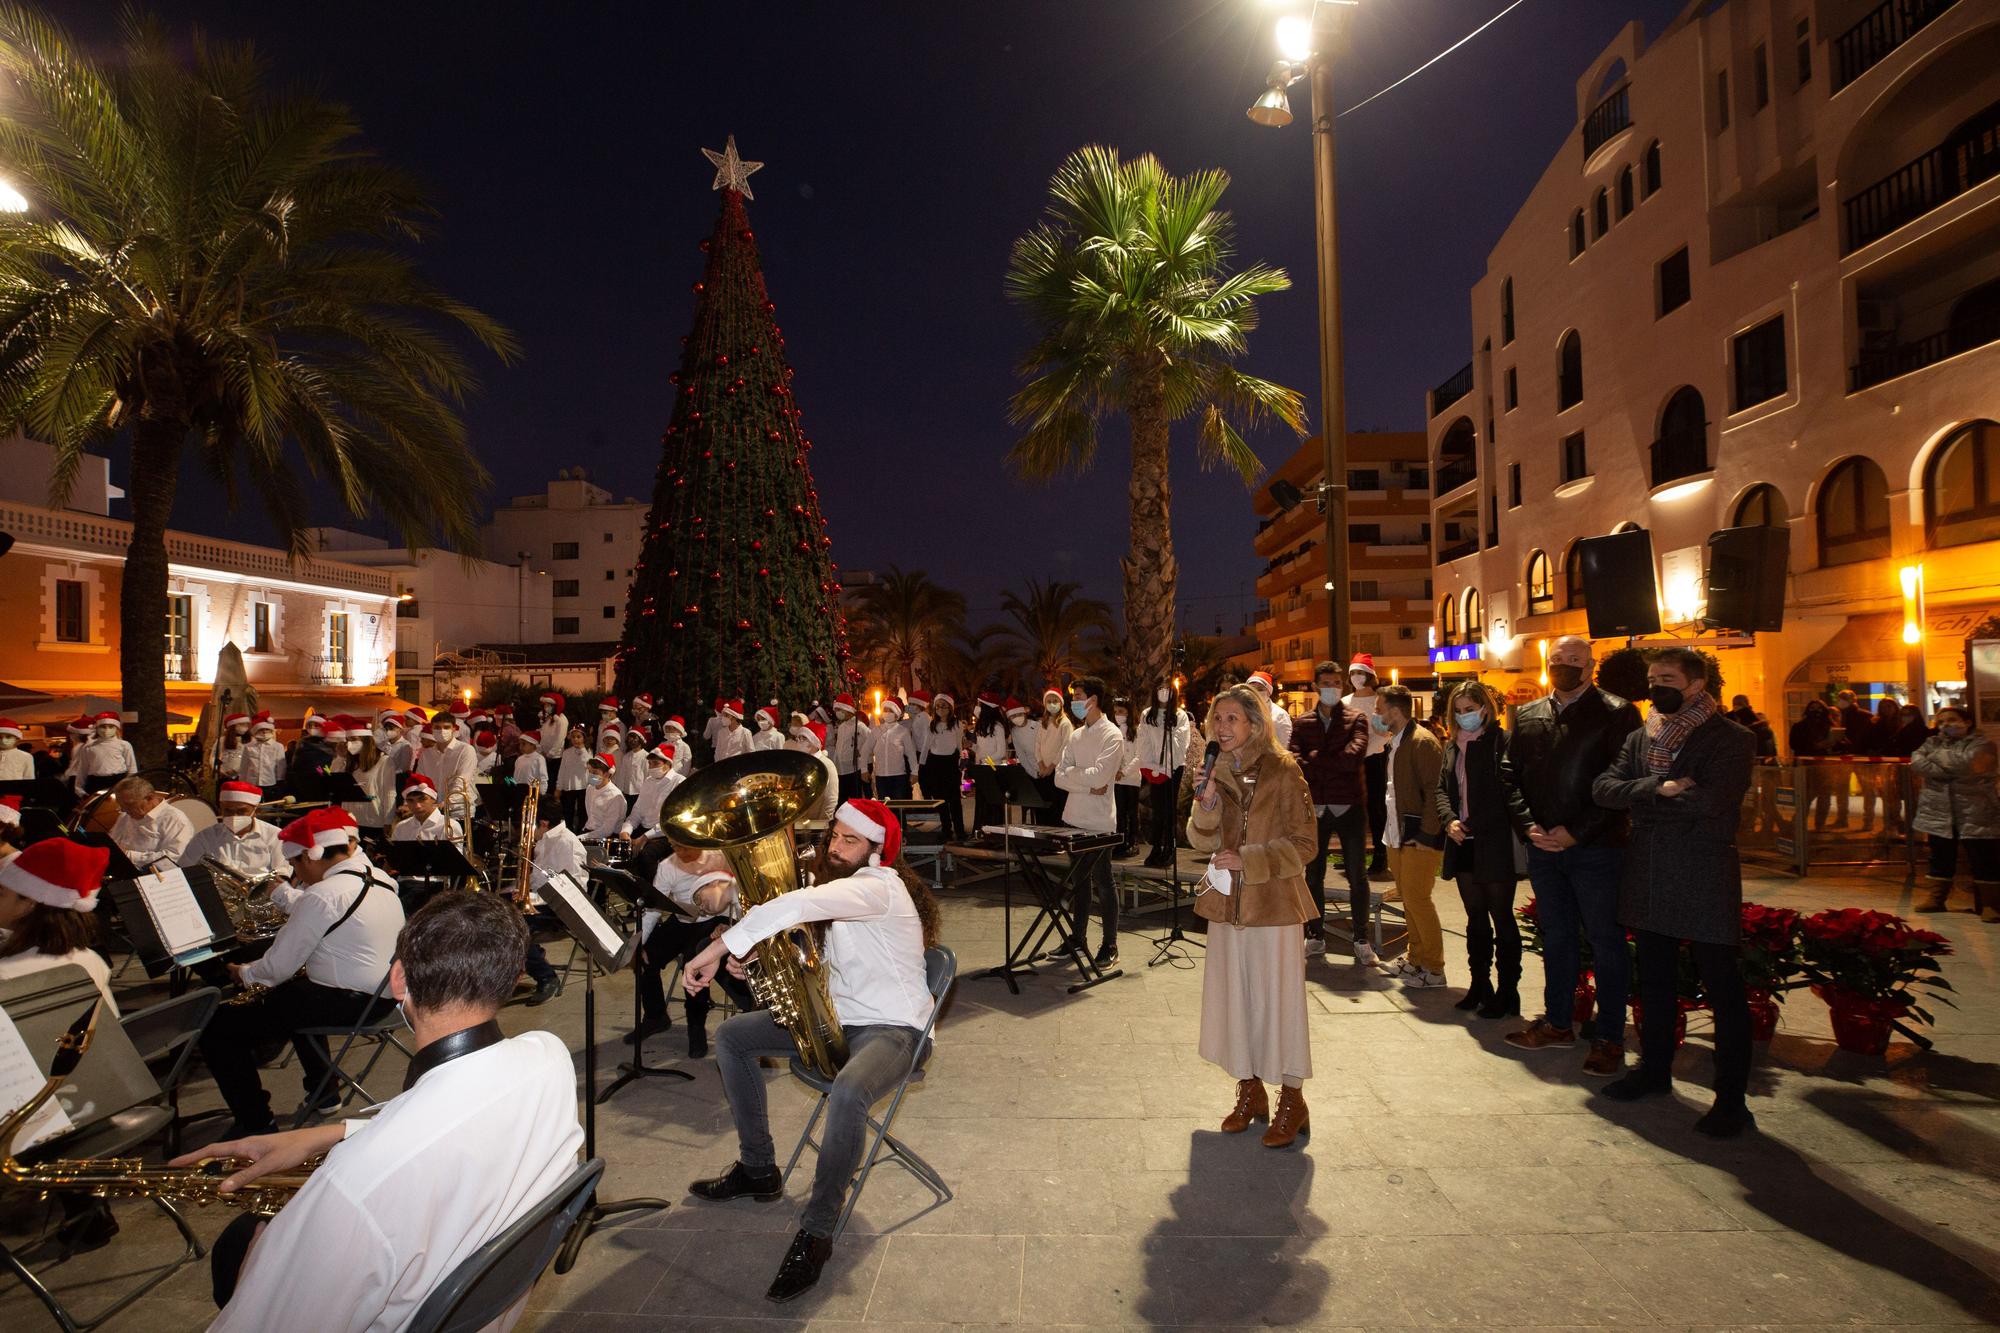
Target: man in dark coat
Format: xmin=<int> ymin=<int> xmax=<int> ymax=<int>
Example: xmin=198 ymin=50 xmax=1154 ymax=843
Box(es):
xmin=1289 ymin=661 xmax=1370 ymax=962
xmin=1592 ymin=647 xmax=1756 ymax=1137
xmin=1499 ymin=635 xmax=1641 ymax=1076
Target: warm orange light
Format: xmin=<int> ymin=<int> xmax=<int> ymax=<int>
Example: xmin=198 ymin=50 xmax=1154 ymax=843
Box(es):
xmin=1389 ymin=667 xmax=1400 ymax=686
xmin=460 ymin=688 xmax=472 ymax=705
xmin=1900 ymin=564 xmax=1925 ymax=646
xmin=1537 ymin=638 xmax=1550 ymax=688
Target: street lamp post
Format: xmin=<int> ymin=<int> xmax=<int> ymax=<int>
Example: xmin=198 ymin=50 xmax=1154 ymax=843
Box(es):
xmin=1250 ymin=0 xmax=1356 ymax=672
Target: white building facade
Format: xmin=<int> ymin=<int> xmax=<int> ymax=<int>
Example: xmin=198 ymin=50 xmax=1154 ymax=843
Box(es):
xmin=482 ymin=469 xmax=647 ymax=643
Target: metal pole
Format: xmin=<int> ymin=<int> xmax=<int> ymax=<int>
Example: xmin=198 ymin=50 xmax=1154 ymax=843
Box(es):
xmin=1308 ymin=48 xmax=1350 ymax=669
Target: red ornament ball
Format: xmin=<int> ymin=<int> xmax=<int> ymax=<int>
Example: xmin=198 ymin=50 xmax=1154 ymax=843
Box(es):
xmin=736 ymin=618 xmax=752 ymax=631
xmin=751 ymin=640 xmax=763 ymax=650
xmin=757 ymin=567 xmax=769 ymax=577
xmin=715 ymin=353 xmax=729 ymax=367
xmin=702 ymin=449 xmax=712 ymax=459
xmin=699 ymin=239 xmax=710 ymax=251
xmin=692 ymin=282 xmax=704 ymax=293
xmin=762 ymin=300 xmax=775 ymax=313
xmin=750 ymin=539 xmax=763 ymax=552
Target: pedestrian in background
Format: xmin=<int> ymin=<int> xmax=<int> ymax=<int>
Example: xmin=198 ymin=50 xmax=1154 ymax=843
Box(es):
xmin=1289 ymin=661 xmax=1370 ymax=962
xmin=1373 ymin=685 xmax=1447 ymax=987
xmin=1909 ymin=704 xmax=2000 ymax=919
xmin=1434 ymin=680 xmax=1529 ymax=1019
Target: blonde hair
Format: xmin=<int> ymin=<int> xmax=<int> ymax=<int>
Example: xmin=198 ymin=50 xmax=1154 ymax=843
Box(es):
xmin=1204 ymin=683 xmax=1281 ymax=763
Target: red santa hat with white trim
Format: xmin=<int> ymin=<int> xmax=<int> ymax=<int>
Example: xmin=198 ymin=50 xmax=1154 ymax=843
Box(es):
xmin=0 ymin=718 xmax=20 ymax=741
xmin=93 ymin=711 xmax=123 ymax=731
xmin=539 ymin=691 xmax=566 ymax=711
xmin=279 ymin=807 xmax=360 ymax=860
xmin=933 ymin=690 xmax=955 ymax=709
xmin=660 ymin=715 xmax=687 ymax=737
xmin=404 ymin=773 xmax=438 ymax=798
xmin=519 ymin=729 xmax=541 ymax=746
xmin=834 ymin=798 xmax=903 ymax=867
xmin=599 ymin=697 xmax=621 ymax=713
xmin=588 ymin=751 xmax=618 ymax=772
xmin=474 ymin=731 xmax=498 ymax=750
xmin=755 ymin=705 xmax=779 ymax=728
xmin=649 ymin=742 xmax=678 ymax=764
xmin=1348 ymin=652 xmax=1377 ymax=679
xmin=218 ymin=780 xmax=263 ymax=806
xmin=0 ymin=837 xmax=110 ymax=911
xmin=0 ymin=795 xmax=22 ymax=827
xmin=879 ymin=696 xmax=903 ymax=719
xmin=832 ymin=693 xmax=857 ymax=715
xmin=222 ymin=712 xmax=250 ymax=732
xmin=908 ymin=690 xmax=932 ymax=709
xmin=250 ymin=711 xmax=275 ymax=734
xmin=322 ymin=717 xmax=350 ymax=743
xmin=634 ymin=693 xmax=655 ymax=711
xmin=1247 ymin=670 xmax=1275 ymax=694
xmin=376 ymin=709 xmax=404 ymax=729
xmin=1003 ymin=697 xmax=1028 ymax=722
xmin=722 ymin=699 xmax=745 ymax=721
xmin=793 ymin=721 xmax=826 ymax=751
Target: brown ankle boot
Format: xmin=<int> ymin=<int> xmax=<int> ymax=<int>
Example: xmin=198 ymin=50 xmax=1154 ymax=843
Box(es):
xmin=1220 ymin=1079 xmax=1267 ymax=1133
xmin=1914 ymin=881 xmax=1951 ymax=913
xmin=1262 ymin=1086 xmax=1309 ymax=1148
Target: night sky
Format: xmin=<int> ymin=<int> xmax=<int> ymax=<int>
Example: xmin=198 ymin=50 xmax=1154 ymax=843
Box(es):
xmin=74 ymin=0 xmax=1689 ymax=634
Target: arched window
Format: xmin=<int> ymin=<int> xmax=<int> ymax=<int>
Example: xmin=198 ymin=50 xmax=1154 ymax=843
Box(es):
xmin=1653 ymin=386 xmax=1708 ymax=485
xmin=1526 ymin=550 xmax=1554 ymax=614
xmin=1464 ymin=588 xmax=1485 ymax=644
xmin=1569 ymin=209 xmax=1586 ymax=259
xmin=1500 ymin=277 xmax=1515 ymax=345
xmin=1817 ymin=457 xmax=1891 ymax=566
xmin=1439 ymin=594 xmax=1459 ymax=646
xmin=1593 ymin=187 xmax=1610 ymax=238
xmin=1642 ymin=139 xmax=1662 ymax=196
xmin=1564 ymin=541 xmax=1588 ymax=609
xmin=1617 ymin=165 xmax=1635 ymax=218
xmin=1734 ymin=483 xmax=1786 ymax=528
xmin=1557 ymin=331 xmax=1584 ymax=411
xmin=1926 ymin=420 xmax=2000 ymax=548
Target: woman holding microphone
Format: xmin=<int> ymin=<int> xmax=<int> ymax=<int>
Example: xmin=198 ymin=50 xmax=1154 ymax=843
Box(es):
xmin=1187 ymin=683 xmax=1319 ymax=1148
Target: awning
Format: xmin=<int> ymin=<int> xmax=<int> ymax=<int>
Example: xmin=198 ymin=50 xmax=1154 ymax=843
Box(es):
xmin=0 ymin=681 xmax=51 ymax=712
xmin=1785 ymin=607 xmax=1994 ymax=686
xmin=11 ymin=695 xmax=193 ymax=726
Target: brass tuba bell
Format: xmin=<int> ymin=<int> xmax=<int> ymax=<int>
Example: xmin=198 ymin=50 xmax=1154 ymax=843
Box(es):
xmin=660 ymin=750 xmax=847 ymax=1078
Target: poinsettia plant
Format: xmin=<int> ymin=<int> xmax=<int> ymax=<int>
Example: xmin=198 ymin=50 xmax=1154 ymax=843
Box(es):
xmin=1798 ymin=908 xmax=1954 ymax=1025
xmin=1739 ymin=903 xmax=1804 ymax=993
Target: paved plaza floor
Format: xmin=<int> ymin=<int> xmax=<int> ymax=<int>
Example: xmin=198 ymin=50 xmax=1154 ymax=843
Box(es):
xmin=5 ymin=865 xmax=1999 ymax=1329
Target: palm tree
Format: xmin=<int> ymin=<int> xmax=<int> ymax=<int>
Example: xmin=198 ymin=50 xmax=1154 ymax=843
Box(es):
xmin=846 ymin=565 xmax=969 ymax=693
xmin=0 ymin=8 xmax=514 ymax=763
xmin=986 ymin=578 xmax=1114 ymax=694
xmin=1007 ymin=145 xmax=1306 ymax=691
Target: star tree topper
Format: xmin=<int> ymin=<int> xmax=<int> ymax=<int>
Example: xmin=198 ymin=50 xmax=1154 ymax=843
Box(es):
xmin=702 ymin=135 xmax=764 ymax=200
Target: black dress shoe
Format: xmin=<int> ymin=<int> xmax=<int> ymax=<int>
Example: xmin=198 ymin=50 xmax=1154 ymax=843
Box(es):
xmin=1694 ymin=1103 xmax=1756 ymax=1138
xmin=525 ymin=978 xmax=560 ymax=1007
xmin=689 ymin=1161 xmax=784 ymax=1203
xmin=1092 ymin=948 xmax=1120 ymax=970
xmin=624 ymin=1015 xmax=673 ymax=1046
xmin=1600 ymin=1070 xmax=1674 ymax=1102
xmin=766 ymin=1229 xmax=834 ymax=1303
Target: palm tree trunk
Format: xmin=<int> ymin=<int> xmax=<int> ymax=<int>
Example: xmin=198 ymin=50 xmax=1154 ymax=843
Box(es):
xmin=1122 ymin=376 xmax=1176 ymax=693
xmin=120 ymin=415 xmax=184 ymax=769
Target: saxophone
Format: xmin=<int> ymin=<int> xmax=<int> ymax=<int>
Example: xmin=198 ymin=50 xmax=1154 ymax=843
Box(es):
xmin=513 ymin=779 xmax=542 ymax=909
xmin=661 ymin=750 xmax=848 ymax=1078
xmin=2 ymin=1001 xmax=318 ymax=1214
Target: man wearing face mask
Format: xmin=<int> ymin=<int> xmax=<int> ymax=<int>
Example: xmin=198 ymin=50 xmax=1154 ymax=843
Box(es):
xmin=1342 ymin=655 xmax=1393 ymax=881
xmin=580 ymin=752 xmax=628 ymax=843
xmin=1050 ymin=677 xmax=1124 ymax=968
xmin=0 ymin=718 xmax=33 ymax=783
xmin=181 ymin=780 xmax=292 ymax=889
xmin=1499 ymin=635 xmax=1642 ymax=1077
xmin=713 ymin=699 xmax=752 ymax=763
xmin=750 ymin=705 xmax=784 ymax=752
xmin=414 ymin=712 xmax=478 ymax=829
xmin=1290 ymin=661 xmax=1371 ymax=961
xmin=1592 ymin=647 xmax=1756 ymax=1136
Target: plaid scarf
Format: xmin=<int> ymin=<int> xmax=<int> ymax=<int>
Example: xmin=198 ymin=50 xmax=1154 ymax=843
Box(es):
xmin=1645 ymin=688 xmax=1716 ymax=774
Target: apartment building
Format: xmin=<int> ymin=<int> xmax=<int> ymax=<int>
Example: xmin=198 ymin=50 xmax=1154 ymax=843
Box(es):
xmin=482 ymin=469 xmax=648 ymax=642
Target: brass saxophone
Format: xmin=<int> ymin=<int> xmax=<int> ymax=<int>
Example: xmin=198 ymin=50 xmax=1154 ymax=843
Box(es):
xmin=2 ymin=1001 xmax=318 ymax=1214
xmin=661 ymin=750 xmax=848 ymax=1078
xmin=513 ymin=779 xmax=542 ymax=909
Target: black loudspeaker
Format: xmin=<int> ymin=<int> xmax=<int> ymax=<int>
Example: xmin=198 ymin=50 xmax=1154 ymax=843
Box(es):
xmin=1578 ymin=529 xmax=1662 ymax=639
xmin=1705 ymin=525 xmax=1789 ymax=631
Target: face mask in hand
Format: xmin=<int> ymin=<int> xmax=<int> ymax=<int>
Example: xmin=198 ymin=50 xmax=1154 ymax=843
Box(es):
xmin=222 ymin=814 xmax=254 ymax=833
xmin=1646 ymin=685 xmax=1686 ymax=714
xmin=1548 ymin=663 xmax=1585 ymax=693
xmin=1318 ymin=687 xmax=1340 ymax=706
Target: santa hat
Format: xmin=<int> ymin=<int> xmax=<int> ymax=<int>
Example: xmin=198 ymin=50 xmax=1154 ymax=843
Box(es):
xmin=404 ymin=773 xmax=438 ymax=797
xmin=539 ymin=691 xmax=565 ymax=710
xmin=447 ymin=702 xmax=470 ymax=721
xmin=469 ymin=708 xmax=492 ymax=725
xmin=833 ymin=693 xmax=857 ymax=715
xmin=1003 ymin=697 xmax=1028 ymax=721
xmin=222 ymin=712 xmax=250 ymax=732
xmin=0 ymin=838 xmax=109 ymax=912
xmin=599 ymin=697 xmax=620 ymax=712
xmin=0 ymin=719 xmax=21 ymax=741
xmin=519 ymin=729 xmax=542 ymax=745
xmin=250 ymin=712 xmax=275 ymax=733
xmin=0 ymin=795 xmax=21 ymax=827
xmin=474 ymin=732 xmax=497 ymax=750
xmin=625 ymin=727 xmax=650 ymax=747
xmin=405 ymin=708 xmax=429 ymax=729
xmin=302 ymin=715 xmax=325 ymax=733
xmin=67 ymin=716 xmax=93 ymax=738
xmin=1349 ymin=653 xmax=1377 ymax=678
xmin=218 ymin=780 xmax=264 ymax=805
xmin=649 ymin=743 xmax=677 ymax=764
xmin=589 ymin=751 xmax=617 ymax=771
xmin=722 ymin=699 xmax=745 ymax=721
xmin=793 ymin=721 xmax=826 ymax=751
xmin=322 ymin=718 xmax=349 ymax=742
xmin=1042 ymin=687 xmax=1064 ymax=704
xmin=835 ymin=799 xmax=903 ymax=867
xmin=879 ymin=697 xmax=904 ymax=719
xmin=933 ymin=691 xmax=955 ymax=709
xmin=93 ymin=711 xmax=123 ymax=731
xmin=660 ymin=715 xmax=687 ymax=736
xmin=634 ymin=693 xmax=655 ymax=710
xmin=909 ymin=690 xmax=933 ymax=708
xmin=713 ymin=696 xmax=728 ymax=711
xmin=755 ymin=705 xmax=779 ymax=727
xmin=376 ymin=709 xmax=404 ymax=728
xmin=1247 ymin=671 xmax=1275 ymax=694
xmin=280 ymin=807 xmax=360 ymax=860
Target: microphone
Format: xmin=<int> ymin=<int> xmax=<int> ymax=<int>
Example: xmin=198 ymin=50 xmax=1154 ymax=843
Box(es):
xmin=1199 ymin=740 xmax=1220 ymax=791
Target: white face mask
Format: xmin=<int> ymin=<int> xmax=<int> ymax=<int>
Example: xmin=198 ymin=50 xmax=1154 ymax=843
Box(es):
xmin=1319 ymin=687 xmax=1341 ymax=706
xmin=223 ymin=814 xmax=255 ymax=833
xmin=757 ymin=717 xmax=773 ymax=730
xmin=0 ymin=737 xmax=15 ymax=750
xmin=253 ymin=731 xmax=273 ymax=743
xmin=1156 ymin=688 xmax=1170 ymax=703
xmin=95 ymin=728 xmax=116 ymax=742
xmin=346 ymin=739 xmax=364 ymax=754
xmin=649 ymin=764 xmax=668 ymax=779
xmin=433 ymin=727 xmax=453 ymax=742
xmin=592 ymin=771 xmax=610 ymax=787
xmin=1114 ymin=712 xmax=1128 ymax=726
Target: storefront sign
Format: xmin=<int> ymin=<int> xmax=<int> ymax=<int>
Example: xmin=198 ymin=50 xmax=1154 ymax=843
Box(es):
xmin=1429 ymin=643 xmax=1483 ymax=666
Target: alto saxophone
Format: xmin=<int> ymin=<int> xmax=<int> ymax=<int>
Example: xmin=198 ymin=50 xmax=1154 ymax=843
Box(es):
xmin=2 ymin=1001 xmax=319 ymax=1214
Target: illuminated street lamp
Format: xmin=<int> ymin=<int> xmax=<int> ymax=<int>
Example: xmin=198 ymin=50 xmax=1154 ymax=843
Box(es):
xmin=1902 ymin=563 xmax=1927 ymax=710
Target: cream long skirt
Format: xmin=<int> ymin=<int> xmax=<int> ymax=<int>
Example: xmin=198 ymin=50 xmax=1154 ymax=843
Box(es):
xmin=1199 ymin=921 xmax=1312 ymax=1085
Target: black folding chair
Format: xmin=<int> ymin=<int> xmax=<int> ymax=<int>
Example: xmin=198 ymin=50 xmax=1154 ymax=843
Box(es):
xmin=404 ymin=1158 xmax=605 ymax=1333
xmin=289 ymin=972 xmax=410 ymax=1128
xmin=780 ymin=946 xmax=955 ymax=1237
xmin=116 ymin=986 xmax=221 ymax=1158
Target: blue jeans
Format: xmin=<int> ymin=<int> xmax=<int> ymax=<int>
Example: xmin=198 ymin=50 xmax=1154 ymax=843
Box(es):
xmin=1526 ymin=843 xmax=1628 ymax=1038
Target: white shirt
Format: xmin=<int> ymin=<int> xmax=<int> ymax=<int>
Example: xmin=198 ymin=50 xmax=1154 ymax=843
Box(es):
xmin=703 ymin=712 xmax=729 ymax=747
xmin=1113 ymin=725 xmax=1142 ymax=785
xmin=1034 ymin=712 xmax=1073 ymax=776
xmin=810 ymin=750 xmax=839 ymax=819
xmin=1345 ymin=691 xmax=1389 ymax=757
xmin=1267 ymin=698 xmax=1293 ymax=747
xmin=555 ymin=746 xmax=592 ymax=791
xmin=74 ymin=737 xmax=137 ymax=784
xmin=828 ymin=716 xmax=871 ymax=775
xmin=1054 ymin=715 xmax=1123 ymax=832
xmin=582 ymin=779 xmax=625 ymax=841
xmin=240 ymin=858 xmax=404 ymax=993
xmin=622 ymin=769 xmax=683 ymax=836
xmin=238 ymin=738 xmax=287 ymax=788
xmin=751 ymin=723 xmax=785 ymax=751
xmin=0 ymin=949 xmax=119 ymax=1016
xmin=473 ymin=748 xmax=500 ymax=776
xmin=723 ymin=864 xmax=930 ymax=1031
xmin=614 ymin=748 xmax=646 ymax=793
xmin=390 ymin=809 xmax=460 ymax=843
xmin=919 ymin=718 xmax=963 ymax=759
xmin=658 ymin=734 xmax=691 ymax=775
xmin=343 ymin=757 xmax=397 ymax=830
xmin=532 ymin=821 xmax=589 ymax=899
xmin=215 ymin=1031 xmax=582 ymax=1333
xmin=512 ymin=751 xmax=548 ymax=787
xmin=180 ymin=818 xmax=290 ymax=881
xmin=1382 ymin=724 xmax=1405 ymax=849
xmin=971 ymin=726 xmax=1012 ymax=766
xmin=653 ymin=850 xmax=736 ymax=918
xmin=712 ymin=722 xmax=751 ymax=762
xmin=0 ymin=746 xmax=34 ymax=781
xmin=112 ymin=800 xmax=194 ymax=868
xmin=866 ymin=719 xmax=919 ymax=777
xmin=536 ymin=713 xmax=569 ymax=759
xmin=1009 ymin=719 xmax=1040 ymax=774
xmin=415 ymin=739 xmax=478 ymax=822
xmin=594 ymin=717 xmax=624 ymax=752
xmin=1137 ymin=708 xmax=1192 ymax=776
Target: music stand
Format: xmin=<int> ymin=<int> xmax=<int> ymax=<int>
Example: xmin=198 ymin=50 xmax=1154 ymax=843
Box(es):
xmin=71 ymin=833 xmax=143 ymax=884
xmin=534 ymin=869 xmax=673 ymax=1274
xmin=287 ymin=767 xmax=365 ymax=805
xmin=0 ymin=966 xmax=158 ymax=1144
xmin=476 ymin=780 xmax=531 ymax=824
xmin=101 ymin=864 xmax=238 ymax=978
xmin=82 ymin=774 xmax=122 ymax=794
xmin=587 ymin=864 xmax=695 ymax=1105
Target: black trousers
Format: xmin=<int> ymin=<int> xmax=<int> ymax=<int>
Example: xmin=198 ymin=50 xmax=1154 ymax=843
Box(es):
xmin=1927 ymin=834 xmax=2000 ymax=883
xmin=1114 ymin=784 xmax=1139 ymax=849
xmin=1456 ymin=874 xmax=1521 ymax=986
xmin=1067 ymin=847 xmax=1118 ymax=953
xmin=197 ymin=978 xmax=387 ymax=1133
xmin=1146 ymin=770 xmax=1183 ymax=857
xmin=874 ymin=773 xmax=912 ymax=801
xmin=1304 ymin=805 xmax=1369 ymax=931
xmin=1633 ymin=929 xmax=1750 ymax=1106
xmin=559 ymin=788 xmax=584 ymax=831
xmin=1033 ymin=774 xmax=1062 ymax=825
xmin=637 ymin=914 xmax=754 ymax=1025
xmin=1363 ymin=751 xmax=1389 ymax=861
xmin=837 ymin=771 xmax=865 ymax=805
xmin=920 ymin=755 xmax=964 ymax=842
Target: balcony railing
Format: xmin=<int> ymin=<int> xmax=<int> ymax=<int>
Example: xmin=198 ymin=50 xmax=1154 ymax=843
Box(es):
xmin=1841 ymin=101 xmax=2000 ymax=254
xmin=1428 ymin=362 xmax=1473 ymax=416
xmin=1833 ymin=0 xmax=1958 ymax=93
xmin=1582 ymin=83 xmax=1631 ymax=159
xmin=1435 ymin=454 xmax=1477 ymax=496
xmin=1649 ymin=427 xmax=1710 ymax=487
xmin=1851 ymin=304 xmax=2000 ymax=390
xmin=309 ymin=654 xmax=351 ymax=686
xmin=1437 ymin=537 xmax=1478 ymax=564
xmin=163 ymin=652 xmax=196 ymax=682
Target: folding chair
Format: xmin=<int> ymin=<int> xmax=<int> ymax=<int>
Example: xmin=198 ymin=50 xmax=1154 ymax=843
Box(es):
xmin=404 ymin=1158 xmax=605 ymax=1333
xmin=781 ymin=946 xmax=955 ymax=1237
xmin=289 ymin=973 xmax=410 ymax=1128
xmin=116 ymin=986 xmax=221 ymax=1158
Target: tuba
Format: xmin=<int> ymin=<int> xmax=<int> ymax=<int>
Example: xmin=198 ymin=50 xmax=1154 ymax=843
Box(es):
xmin=3 ymin=1001 xmax=317 ymax=1214
xmin=661 ymin=751 xmax=847 ymax=1078
xmin=202 ymin=856 xmax=288 ymax=940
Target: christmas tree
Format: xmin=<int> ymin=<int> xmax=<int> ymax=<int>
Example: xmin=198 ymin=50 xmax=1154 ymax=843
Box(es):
xmin=616 ymin=138 xmax=854 ymax=715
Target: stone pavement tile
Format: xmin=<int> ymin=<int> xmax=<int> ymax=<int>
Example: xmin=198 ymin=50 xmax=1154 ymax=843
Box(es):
xmin=1362 ymin=1070 xmax=1532 ymax=1116
xmin=1310 ymin=983 xmax=1407 ymax=1015
xmin=1367 ymin=1233 xmax=1650 ymax=1325
xmin=1292 ymin=1165 xmax=1474 ymax=1238
xmin=1834 ymin=1161 xmax=2000 ymax=1260
xmin=1019 ymin=1233 xmax=1172 ymax=1326
xmin=1424 ymin=1163 xmax=1744 ymax=1235
xmin=525 ymin=1224 xmax=684 ymax=1312
xmin=1154 ymin=1233 xmax=1362 ymax=1327
xmin=526 ymin=1317 xmax=806 ymax=1332
xmin=865 ymin=1233 xmax=1026 ymax=1323
xmin=1357 ymin=1113 xmax=1558 ymax=1169
xmin=655 ymin=1190 xmax=807 ymax=1234
xmin=640 ymin=1227 xmax=885 ymax=1321
xmin=842 ymin=1164 xmax=1129 ymax=1236
xmin=1134 ymin=1166 xmax=1308 ymax=1238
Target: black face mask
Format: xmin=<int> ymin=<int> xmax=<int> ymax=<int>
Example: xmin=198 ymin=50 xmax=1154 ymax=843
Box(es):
xmin=1647 ymin=685 xmax=1686 ymax=714
xmin=1548 ymin=664 xmax=1585 ymax=693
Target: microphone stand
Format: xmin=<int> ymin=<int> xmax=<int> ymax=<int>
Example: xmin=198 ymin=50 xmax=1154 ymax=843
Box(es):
xmin=1150 ymin=711 xmax=1205 ymax=968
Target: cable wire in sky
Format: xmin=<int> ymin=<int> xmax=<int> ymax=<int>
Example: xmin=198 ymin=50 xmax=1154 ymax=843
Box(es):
xmin=1338 ymin=0 xmax=1530 ymax=118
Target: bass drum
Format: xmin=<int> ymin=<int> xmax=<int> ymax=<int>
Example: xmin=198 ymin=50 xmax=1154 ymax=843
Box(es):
xmin=172 ymin=797 xmax=217 ymax=835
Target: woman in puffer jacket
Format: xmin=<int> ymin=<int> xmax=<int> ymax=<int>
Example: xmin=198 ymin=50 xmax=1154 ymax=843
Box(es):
xmin=1909 ymin=705 xmax=1999 ymax=919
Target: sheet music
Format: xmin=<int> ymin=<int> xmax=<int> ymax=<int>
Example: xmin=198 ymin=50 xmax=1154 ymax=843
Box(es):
xmin=0 ymin=1009 xmax=73 ymax=1154
xmin=137 ymin=868 xmax=213 ymax=956
xmin=539 ymin=870 xmax=622 ymax=960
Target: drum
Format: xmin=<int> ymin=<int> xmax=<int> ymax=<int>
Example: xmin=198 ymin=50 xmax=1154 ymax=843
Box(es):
xmin=172 ymin=797 xmax=217 ymax=834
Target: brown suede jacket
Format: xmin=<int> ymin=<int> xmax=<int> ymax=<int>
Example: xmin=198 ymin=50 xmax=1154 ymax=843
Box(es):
xmin=1185 ymin=747 xmax=1317 ymax=927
